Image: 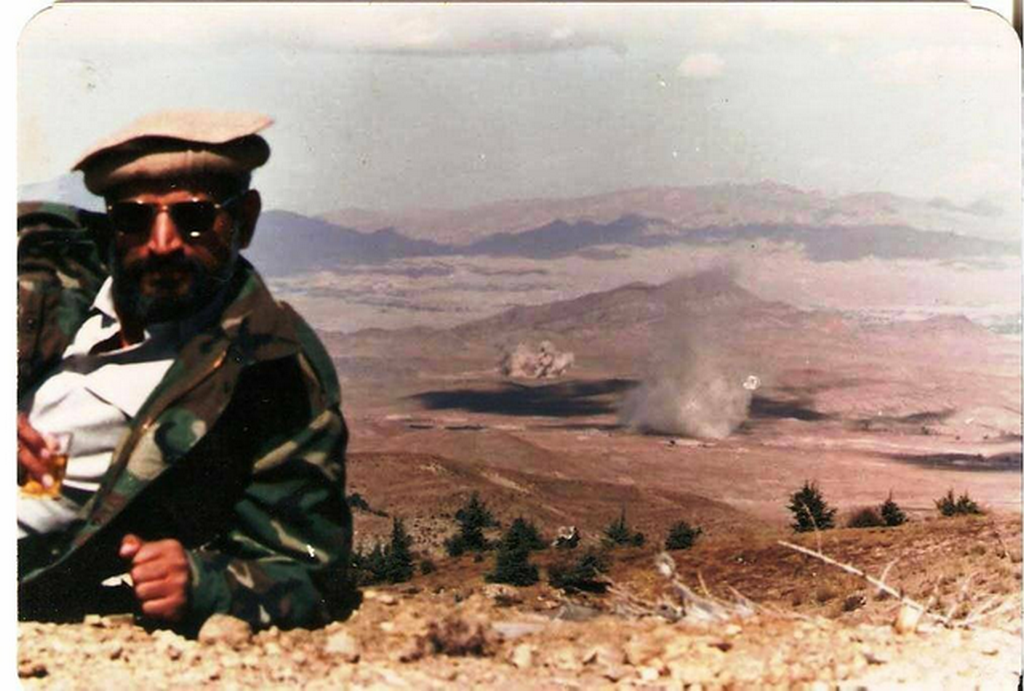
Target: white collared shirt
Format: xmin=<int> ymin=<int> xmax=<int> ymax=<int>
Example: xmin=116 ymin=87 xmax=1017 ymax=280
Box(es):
xmin=18 ymin=278 xmax=217 ymax=537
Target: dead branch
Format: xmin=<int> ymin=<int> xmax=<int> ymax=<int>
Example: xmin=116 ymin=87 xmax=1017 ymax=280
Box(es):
xmin=961 ymin=594 xmax=998 ymax=626
xmin=778 ymin=539 xmax=950 ymax=626
xmin=962 ymin=599 xmax=1019 ymax=628
xmin=653 ymin=553 xmax=755 ymax=622
xmin=798 ymin=499 xmax=824 ymax=555
xmin=945 ymin=572 xmax=975 ymax=621
xmin=877 ymin=558 xmax=899 ymax=594
xmin=697 ymin=570 xmax=713 ymax=599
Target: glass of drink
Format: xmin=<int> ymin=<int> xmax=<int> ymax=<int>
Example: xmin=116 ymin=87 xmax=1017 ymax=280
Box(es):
xmin=20 ymin=432 xmax=72 ymax=499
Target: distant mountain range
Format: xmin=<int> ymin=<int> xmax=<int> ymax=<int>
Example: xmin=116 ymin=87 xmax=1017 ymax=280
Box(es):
xmin=18 ymin=176 xmax=1017 ymax=277
xmin=246 ymin=208 xmax=1015 ymax=276
xmin=322 ymin=182 xmax=1014 ymax=244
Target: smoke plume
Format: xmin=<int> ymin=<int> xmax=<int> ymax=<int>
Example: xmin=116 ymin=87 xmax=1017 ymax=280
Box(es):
xmin=619 ymin=332 xmax=757 ymax=440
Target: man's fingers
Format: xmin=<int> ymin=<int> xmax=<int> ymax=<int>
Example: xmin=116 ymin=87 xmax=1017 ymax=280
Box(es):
xmin=17 ymin=414 xmax=57 ymax=484
xmin=140 ymin=595 xmax=186 ymax=622
xmin=18 ymin=447 xmax=44 ymax=476
xmin=130 ymin=541 xmax=169 ymax=565
xmin=130 ymin=540 xmax=188 ymax=567
xmin=121 ymin=538 xmax=190 ymax=622
xmin=119 ymin=534 xmax=143 ymax=559
xmin=134 ymin=577 xmax=174 ymax=602
xmin=130 ymin=560 xmax=171 ymax=584
xmin=17 ymin=415 xmax=49 ymax=454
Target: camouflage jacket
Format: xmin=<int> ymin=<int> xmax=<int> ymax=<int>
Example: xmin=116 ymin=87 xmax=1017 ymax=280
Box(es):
xmin=17 ymin=202 xmax=353 ymax=633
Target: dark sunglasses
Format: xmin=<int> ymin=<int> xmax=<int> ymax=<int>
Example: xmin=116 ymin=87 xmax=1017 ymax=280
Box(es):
xmin=106 ymin=194 xmax=242 ymax=240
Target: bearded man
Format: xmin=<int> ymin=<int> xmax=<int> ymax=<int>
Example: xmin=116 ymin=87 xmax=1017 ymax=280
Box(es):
xmin=17 ymin=111 xmax=353 ymax=633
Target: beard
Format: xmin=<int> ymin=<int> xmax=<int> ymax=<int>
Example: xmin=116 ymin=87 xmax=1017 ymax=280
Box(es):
xmin=110 ymin=253 xmax=234 ymax=326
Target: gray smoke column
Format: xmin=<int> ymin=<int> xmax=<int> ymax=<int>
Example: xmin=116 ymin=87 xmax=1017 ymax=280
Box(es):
xmin=619 ymin=334 xmax=758 ymax=440
xmin=500 ymin=340 xmax=575 ymax=379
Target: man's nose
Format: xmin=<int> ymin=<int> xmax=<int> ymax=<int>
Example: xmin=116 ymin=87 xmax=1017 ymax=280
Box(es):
xmin=146 ymin=209 xmax=186 ymax=255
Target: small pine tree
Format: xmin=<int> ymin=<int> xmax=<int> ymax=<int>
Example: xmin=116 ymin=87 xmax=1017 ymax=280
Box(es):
xmin=603 ymin=508 xmax=645 ymax=547
xmin=880 ymin=493 xmax=907 ymax=527
xmin=383 ymin=517 xmax=415 ymax=584
xmin=548 ymin=550 xmax=609 ymax=593
xmin=445 ymin=492 xmax=498 ymax=556
xmin=486 ymin=519 xmax=544 ymax=586
xmin=935 ymin=489 xmax=957 ymax=516
xmin=665 ymin=520 xmax=703 ymax=550
xmin=419 ymin=558 xmax=436 ymax=575
xmin=935 ymin=489 xmax=984 ymax=517
xmin=353 ymin=543 xmax=388 ymax=585
xmin=788 ymin=481 xmax=837 ymax=533
xmin=486 ymin=541 xmax=539 ymax=586
xmin=504 ymin=516 xmax=546 ymax=552
xmin=846 ymin=507 xmax=885 ymax=529
xmin=955 ymin=492 xmax=983 ymax=515
xmin=444 ymin=535 xmax=466 ymax=557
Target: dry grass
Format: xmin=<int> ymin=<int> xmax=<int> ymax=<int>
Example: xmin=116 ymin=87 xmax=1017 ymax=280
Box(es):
xmin=365 ymin=512 xmax=1021 ymax=639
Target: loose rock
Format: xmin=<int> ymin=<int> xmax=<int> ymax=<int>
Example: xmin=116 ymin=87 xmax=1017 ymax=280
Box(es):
xmin=893 ymin=604 xmax=922 ymax=635
xmin=324 ymin=630 xmax=361 ymax=663
xmin=509 ymin=643 xmax=534 ymax=669
xmin=199 ymin=615 xmax=253 ymax=649
xmin=638 ymin=665 xmax=661 ymax=682
xmin=18 ymin=661 xmax=47 ymax=678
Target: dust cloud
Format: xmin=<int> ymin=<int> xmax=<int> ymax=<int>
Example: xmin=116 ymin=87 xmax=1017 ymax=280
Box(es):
xmin=619 ymin=332 xmax=759 ymax=440
xmin=500 ymin=341 xmax=575 ymax=379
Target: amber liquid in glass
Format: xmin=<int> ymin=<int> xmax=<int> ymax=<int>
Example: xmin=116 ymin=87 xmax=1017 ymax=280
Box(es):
xmin=20 ymin=432 xmax=72 ymax=499
xmin=21 ymin=453 xmax=68 ymax=498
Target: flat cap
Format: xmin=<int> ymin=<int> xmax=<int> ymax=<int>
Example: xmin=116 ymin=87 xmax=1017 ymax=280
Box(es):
xmin=73 ymin=110 xmax=273 ymax=195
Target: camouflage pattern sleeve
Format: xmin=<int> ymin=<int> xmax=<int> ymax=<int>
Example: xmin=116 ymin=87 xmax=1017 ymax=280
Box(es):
xmin=184 ymin=405 xmax=352 ymax=630
xmin=17 ymin=202 xmax=108 ymax=394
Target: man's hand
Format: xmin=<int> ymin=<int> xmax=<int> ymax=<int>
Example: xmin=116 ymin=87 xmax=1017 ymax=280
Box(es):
xmin=120 ymin=534 xmax=191 ymax=622
xmin=17 ymin=413 xmax=57 ymax=487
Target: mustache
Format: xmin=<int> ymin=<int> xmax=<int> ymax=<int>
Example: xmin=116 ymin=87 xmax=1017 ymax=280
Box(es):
xmin=122 ymin=254 xmax=204 ymax=278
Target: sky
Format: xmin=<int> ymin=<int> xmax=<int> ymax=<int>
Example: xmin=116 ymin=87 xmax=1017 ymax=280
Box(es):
xmin=16 ymin=2 xmax=1021 ymax=218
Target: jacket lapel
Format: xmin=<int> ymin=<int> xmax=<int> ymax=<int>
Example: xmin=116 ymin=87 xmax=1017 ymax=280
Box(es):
xmin=70 ymin=260 xmax=301 ymax=549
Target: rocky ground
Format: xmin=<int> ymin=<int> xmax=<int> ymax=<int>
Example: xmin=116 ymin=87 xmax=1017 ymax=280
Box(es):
xmin=18 ymin=515 xmax=1022 ymax=689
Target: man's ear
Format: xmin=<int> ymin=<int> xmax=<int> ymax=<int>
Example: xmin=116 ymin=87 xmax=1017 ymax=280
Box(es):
xmin=235 ymin=189 xmax=261 ymax=249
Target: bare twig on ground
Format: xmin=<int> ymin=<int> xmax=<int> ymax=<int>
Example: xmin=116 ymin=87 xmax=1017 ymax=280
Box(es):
xmin=961 ymin=595 xmax=998 ymax=625
xmin=725 ymin=585 xmax=761 ymax=614
xmin=778 ymin=540 xmax=950 ymax=627
xmin=962 ymin=599 xmax=1019 ymax=628
xmin=654 ymin=553 xmax=756 ymax=623
xmin=697 ymin=571 xmax=714 ymax=599
xmin=798 ymin=499 xmax=824 ymax=555
xmin=923 ymin=584 xmax=939 ymax=615
xmin=878 ymin=558 xmax=899 ymax=594
xmin=606 ymin=582 xmax=682 ymax=621
xmin=945 ymin=572 xmax=975 ymax=621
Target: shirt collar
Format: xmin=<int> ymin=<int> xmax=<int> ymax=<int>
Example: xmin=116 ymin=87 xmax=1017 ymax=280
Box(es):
xmin=91 ymin=278 xmax=118 ymax=324
xmin=88 ymin=276 xmax=229 ymax=346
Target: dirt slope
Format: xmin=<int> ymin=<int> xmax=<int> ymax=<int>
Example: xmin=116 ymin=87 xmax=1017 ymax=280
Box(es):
xmin=19 ymin=515 xmax=1021 ymax=689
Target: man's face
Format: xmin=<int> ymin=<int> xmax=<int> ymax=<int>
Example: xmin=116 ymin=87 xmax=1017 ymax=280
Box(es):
xmin=105 ymin=180 xmax=256 ymax=326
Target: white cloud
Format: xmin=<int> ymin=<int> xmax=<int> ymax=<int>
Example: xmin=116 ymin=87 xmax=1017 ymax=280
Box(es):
xmin=677 ymin=52 xmax=725 ymax=80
